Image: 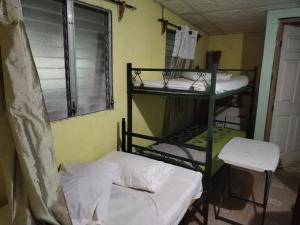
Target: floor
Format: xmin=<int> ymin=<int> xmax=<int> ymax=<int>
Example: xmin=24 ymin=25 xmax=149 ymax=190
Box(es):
xmin=190 ymin=163 xmax=300 ymax=225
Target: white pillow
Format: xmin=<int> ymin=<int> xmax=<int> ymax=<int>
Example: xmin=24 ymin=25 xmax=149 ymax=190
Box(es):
xmin=182 ymin=72 xmax=232 ymax=81
xmin=101 ymin=151 xmax=175 ymax=193
xmin=60 ymin=161 xmax=118 ymax=225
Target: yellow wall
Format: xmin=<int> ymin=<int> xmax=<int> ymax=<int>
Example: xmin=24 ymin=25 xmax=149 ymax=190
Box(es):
xmin=207 ymin=33 xmax=264 ymax=71
xmin=207 ymin=34 xmax=244 ymax=69
xmin=195 ymin=34 xmax=209 ymax=68
xmin=241 ymin=32 xmax=265 ymax=91
xmin=241 ymin=33 xmax=265 ymax=71
xmin=0 ymin=0 xmax=208 ymax=206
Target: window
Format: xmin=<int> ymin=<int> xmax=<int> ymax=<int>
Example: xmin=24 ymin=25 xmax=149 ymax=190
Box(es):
xmin=165 ymin=29 xmax=175 ymax=68
xmin=22 ymin=0 xmax=112 ymax=121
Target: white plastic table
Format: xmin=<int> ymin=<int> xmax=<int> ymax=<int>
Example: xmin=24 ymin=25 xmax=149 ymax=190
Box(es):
xmin=215 ymin=137 xmax=280 ymax=225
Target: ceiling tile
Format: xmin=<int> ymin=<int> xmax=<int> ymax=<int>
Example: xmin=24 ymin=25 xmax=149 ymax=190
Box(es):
xmin=180 ymin=13 xmax=208 ymax=24
xmin=204 ymin=9 xmax=266 ymax=23
xmin=183 ymin=0 xmax=254 ymax=12
xmin=153 ymin=0 xmax=300 ymax=34
xmin=193 ymin=23 xmax=223 ymax=34
xmin=160 ymin=0 xmax=195 ymax=14
xmin=247 ymin=0 xmax=300 ymax=8
xmin=183 ymin=0 xmax=230 ymax=12
xmin=255 ymin=2 xmax=300 ymax=11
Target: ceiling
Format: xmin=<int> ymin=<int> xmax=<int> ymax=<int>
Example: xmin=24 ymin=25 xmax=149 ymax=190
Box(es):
xmin=153 ymin=0 xmax=300 ymax=34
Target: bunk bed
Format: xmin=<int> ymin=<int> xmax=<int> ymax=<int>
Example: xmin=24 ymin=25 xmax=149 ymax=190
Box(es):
xmin=121 ymin=63 xmax=257 ymax=225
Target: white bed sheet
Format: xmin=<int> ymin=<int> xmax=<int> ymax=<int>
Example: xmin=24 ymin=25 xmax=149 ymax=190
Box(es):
xmin=105 ymin=164 xmax=203 ymax=225
xmin=133 ymin=76 xmax=248 ymax=93
xmin=0 ymin=165 xmax=202 ymax=225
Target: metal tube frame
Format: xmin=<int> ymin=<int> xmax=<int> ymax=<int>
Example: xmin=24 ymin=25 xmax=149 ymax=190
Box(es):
xmin=127 ymin=63 xmax=133 ymax=153
xmin=247 ymin=66 xmax=257 ymax=138
xmin=124 ymin=62 xmax=257 ymax=225
xmin=214 ymin=164 xmax=273 ymax=225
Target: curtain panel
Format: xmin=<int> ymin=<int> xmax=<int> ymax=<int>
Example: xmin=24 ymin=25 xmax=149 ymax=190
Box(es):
xmin=0 ymin=1 xmax=72 ymax=224
xmin=162 ymin=26 xmax=203 ymax=138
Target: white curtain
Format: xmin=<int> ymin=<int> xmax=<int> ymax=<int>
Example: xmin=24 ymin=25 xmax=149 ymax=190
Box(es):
xmin=172 ymin=25 xmax=198 ymax=60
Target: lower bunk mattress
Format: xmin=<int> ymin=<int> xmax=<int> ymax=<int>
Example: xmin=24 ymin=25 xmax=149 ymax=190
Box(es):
xmin=1 ymin=155 xmax=202 ymax=225
xmin=105 ymin=164 xmax=203 ymax=225
xmin=151 ymin=127 xmax=246 ymax=175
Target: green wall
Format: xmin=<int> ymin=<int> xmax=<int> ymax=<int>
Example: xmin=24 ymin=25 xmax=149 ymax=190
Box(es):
xmin=254 ymin=7 xmax=300 ymax=140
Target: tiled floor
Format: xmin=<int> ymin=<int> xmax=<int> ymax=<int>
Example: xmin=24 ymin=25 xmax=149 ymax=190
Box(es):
xmin=190 ymin=164 xmax=300 ymax=225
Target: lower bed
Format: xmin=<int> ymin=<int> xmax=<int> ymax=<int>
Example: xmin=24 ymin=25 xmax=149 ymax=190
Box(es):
xmin=105 ymin=163 xmax=203 ymax=225
xmin=1 ymin=164 xmax=202 ymax=225
xmin=150 ymin=127 xmax=246 ymax=176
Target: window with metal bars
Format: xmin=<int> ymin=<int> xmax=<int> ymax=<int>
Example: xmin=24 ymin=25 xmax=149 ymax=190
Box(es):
xmin=22 ymin=0 xmax=113 ymax=121
xmin=165 ymin=29 xmax=175 ymax=68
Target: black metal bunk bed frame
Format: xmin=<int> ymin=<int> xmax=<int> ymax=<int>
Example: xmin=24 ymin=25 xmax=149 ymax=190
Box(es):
xmin=121 ymin=63 xmax=257 ymax=225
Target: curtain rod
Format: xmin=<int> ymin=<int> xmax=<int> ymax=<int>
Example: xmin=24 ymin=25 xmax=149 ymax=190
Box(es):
xmin=158 ymin=18 xmax=202 ymax=40
xmin=158 ymin=18 xmax=180 ymax=30
xmin=102 ymin=0 xmax=136 ymax=21
xmin=103 ymin=0 xmax=136 ymax=10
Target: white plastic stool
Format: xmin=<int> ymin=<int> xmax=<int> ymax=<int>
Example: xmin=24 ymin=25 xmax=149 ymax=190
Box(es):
xmin=215 ymin=137 xmax=280 ymax=225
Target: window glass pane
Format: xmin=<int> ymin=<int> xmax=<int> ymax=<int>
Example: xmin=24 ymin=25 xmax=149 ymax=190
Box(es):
xmin=165 ymin=30 xmax=175 ymax=68
xmin=74 ymin=5 xmax=111 ymax=115
xmin=22 ymin=0 xmax=68 ymax=121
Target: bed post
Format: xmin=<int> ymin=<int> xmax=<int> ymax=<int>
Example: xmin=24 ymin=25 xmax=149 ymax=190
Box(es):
xmin=201 ymin=63 xmax=217 ymax=225
xmin=247 ymin=66 xmax=257 ymax=138
xmin=206 ymin=63 xmax=217 ymax=181
xmin=127 ymin=63 xmax=133 ymax=153
xmin=121 ymin=118 xmax=126 ymax=152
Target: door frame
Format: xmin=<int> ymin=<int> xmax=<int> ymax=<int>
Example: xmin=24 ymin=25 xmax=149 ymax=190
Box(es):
xmin=264 ymin=17 xmax=300 ymax=141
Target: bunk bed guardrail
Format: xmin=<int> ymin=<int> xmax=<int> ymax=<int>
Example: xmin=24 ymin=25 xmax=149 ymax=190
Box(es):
xmin=121 ymin=118 xmax=207 ymax=172
xmin=128 ymin=64 xmax=257 ymax=98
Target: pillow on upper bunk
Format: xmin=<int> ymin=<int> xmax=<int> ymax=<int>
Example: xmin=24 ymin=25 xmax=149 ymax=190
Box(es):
xmin=182 ymin=72 xmax=232 ymax=81
xmin=59 ymin=161 xmax=118 ymax=225
xmin=101 ymin=151 xmax=175 ymax=193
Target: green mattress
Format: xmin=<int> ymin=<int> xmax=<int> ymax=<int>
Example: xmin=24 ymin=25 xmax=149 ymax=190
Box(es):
xmin=186 ymin=127 xmax=246 ymax=175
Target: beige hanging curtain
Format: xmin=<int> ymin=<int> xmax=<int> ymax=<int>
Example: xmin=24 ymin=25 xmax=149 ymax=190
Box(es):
xmin=0 ymin=0 xmax=72 ymax=224
xmin=162 ymin=26 xmax=202 ymax=138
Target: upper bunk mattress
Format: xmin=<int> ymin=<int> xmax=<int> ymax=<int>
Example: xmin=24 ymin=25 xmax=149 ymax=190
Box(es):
xmin=105 ymin=161 xmax=203 ymax=225
xmin=133 ymin=76 xmax=249 ymax=93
